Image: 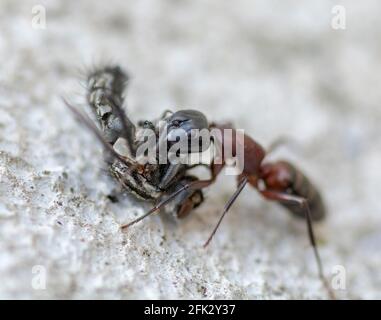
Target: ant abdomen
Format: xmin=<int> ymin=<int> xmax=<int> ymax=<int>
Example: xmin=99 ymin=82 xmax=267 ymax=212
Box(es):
xmin=261 ymin=161 xmax=326 ymax=221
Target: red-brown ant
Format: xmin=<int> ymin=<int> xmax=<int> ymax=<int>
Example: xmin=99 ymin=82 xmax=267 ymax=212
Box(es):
xmin=65 ymin=66 xmax=334 ymax=299
xmin=123 ymin=122 xmax=334 ymax=299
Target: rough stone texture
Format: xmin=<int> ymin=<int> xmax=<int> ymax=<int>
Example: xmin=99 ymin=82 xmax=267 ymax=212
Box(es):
xmin=0 ymin=0 xmax=380 ymax=299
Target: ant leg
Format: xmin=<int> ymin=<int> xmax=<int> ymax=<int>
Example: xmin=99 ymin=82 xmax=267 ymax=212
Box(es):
xmin=169 ymin=176 xmax=204 ymax=219
xmin=203 ymin=177 xmax=248 ymax=247
xmin=260 ymin=190 xmax=335 ymax=299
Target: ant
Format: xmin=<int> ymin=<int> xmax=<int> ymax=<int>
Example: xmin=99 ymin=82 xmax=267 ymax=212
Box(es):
xmin=64 ymin=65 xmax=334 ymax=299
xmin=124 ymin=123 xmax=334 ymax=299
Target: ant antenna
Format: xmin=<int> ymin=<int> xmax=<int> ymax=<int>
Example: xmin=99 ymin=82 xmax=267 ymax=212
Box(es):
xmin=121 ymin=178 xmax=214 ymax=230
xmin=121 ymin=184 xmax=194 ymax=230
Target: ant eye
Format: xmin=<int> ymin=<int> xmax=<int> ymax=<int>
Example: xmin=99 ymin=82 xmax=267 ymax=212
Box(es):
xmin=143 ymin=120 xmax=153 ymax=128
xmin=172 ymin=120 xmax=181 ymax=127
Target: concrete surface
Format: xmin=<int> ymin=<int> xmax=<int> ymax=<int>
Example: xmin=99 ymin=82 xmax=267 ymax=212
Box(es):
xmin=0 ymin=0 xmax=380 ymax=299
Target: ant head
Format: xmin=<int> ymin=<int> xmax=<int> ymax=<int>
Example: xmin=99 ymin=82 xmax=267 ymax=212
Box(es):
xmin=161 ymin=109 xmax=210 ymax=154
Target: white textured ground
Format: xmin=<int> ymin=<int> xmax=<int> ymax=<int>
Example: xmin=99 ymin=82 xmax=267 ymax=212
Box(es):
xmin=0 ymin=0 xmax=380 ymax=299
